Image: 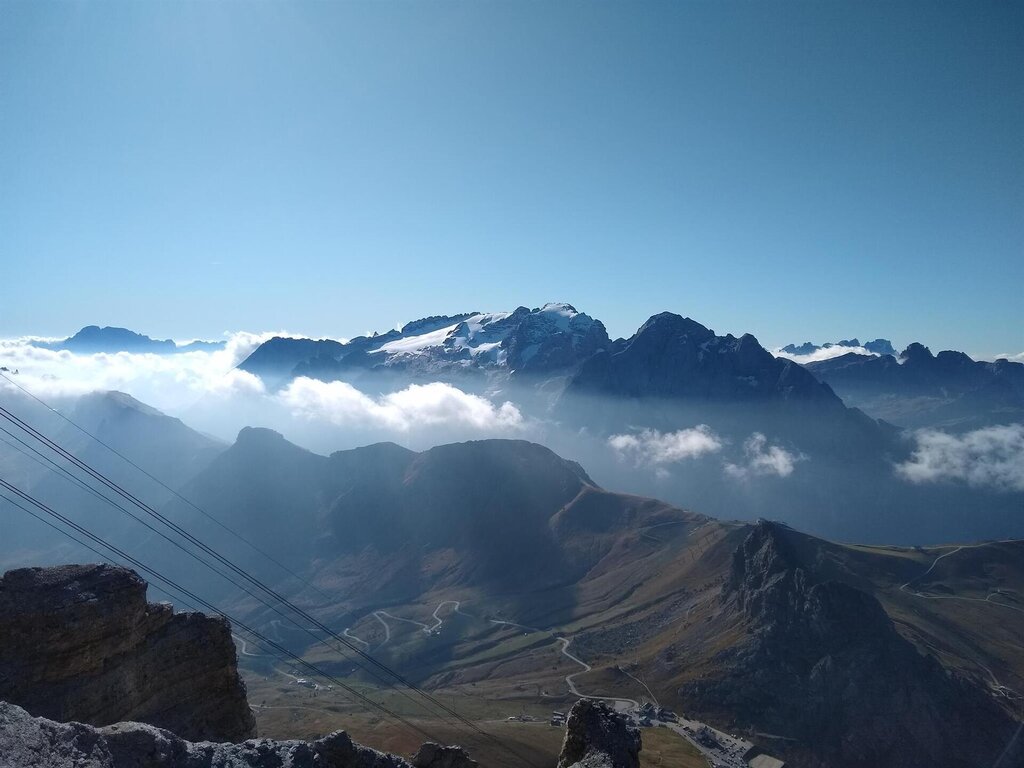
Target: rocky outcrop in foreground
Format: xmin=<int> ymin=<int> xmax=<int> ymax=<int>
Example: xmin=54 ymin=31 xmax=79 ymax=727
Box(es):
xmin=557 ymin=699 xmax=640 ymax=768
xmin=0 ymin=563 xmax=638 ymax=767
xmin=0 ymin=700 xmax=477 ymax=768
xmin=0 ymin=696 xmax=636 ymax=768
xmin=683 ymin=522 xmax=1021 ymax=768
xmin=0 ymin=564 xmax=254 ymax=742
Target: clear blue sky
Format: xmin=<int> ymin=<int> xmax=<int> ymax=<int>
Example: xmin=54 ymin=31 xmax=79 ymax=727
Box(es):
xmin=2 ymin=1 xmax=1021 ymax=356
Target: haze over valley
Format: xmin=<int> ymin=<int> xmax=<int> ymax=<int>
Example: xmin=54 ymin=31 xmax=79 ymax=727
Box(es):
xmin=3 ymin=2 xmax=1021 ymax=766
xmin=2 ymin=302 xmax=1022 ymax=766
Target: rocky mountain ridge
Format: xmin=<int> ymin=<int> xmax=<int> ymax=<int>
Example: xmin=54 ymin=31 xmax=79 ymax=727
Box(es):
xmin=805 ymin=343 xmax=1024 ymax=429
xmin=0 ymin=696 xmax=641 ymax=768
xmin=171 ymin=430 xmax=701 ymax=603
xmin=0 ymin=700 xmax=480 ymax=768
xmin=681 ymin=522 xmax=1021 ymax=768
xmin=238 ymin=303 xmax=608 ymax=388
xmin=781 ymin=338 xmax=896 ymax=357
xmin=0 ymin=563 xmax=254 ymax=742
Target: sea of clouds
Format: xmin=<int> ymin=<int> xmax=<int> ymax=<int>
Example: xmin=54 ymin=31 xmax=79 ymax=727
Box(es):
xmin=2 ymin=334 xmax=1020 ymax=493
xmin=0 ymin=333 xmax=526 ymax=450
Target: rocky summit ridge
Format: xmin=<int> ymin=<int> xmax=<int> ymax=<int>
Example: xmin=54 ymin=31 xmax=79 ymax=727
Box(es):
xmin=0 ymin=700 xmax=478 ymax=768
xmin=683 ymin=521 xmax=1021 ymax=768
xmin=0 ymin=563 xmax=254 ymax=743
xmin=0 ymin=696 xmax=639 ymax=768
xmin=557 ymin=700 xmax=640 ymax=768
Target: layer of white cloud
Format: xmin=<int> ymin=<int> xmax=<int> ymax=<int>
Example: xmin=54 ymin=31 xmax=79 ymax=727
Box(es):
xmin=608 ymin=426 xmax=723 ymax=465
xmin=724 ymin=433 xmax=801 ymax=479
xmin=896 ymin=424 xmax=1024 ymax=493
xmin=278 ymin=378 xmax=523 ymax=433
xmin=0 ymin=331 xmax=297 ymax=410
xmin=0 ymin=334 xmax=530 ymax=446
xmin=773 ymin=345 xmax=880 ymax=365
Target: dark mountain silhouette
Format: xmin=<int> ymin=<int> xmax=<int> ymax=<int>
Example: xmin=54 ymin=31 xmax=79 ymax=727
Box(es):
xmin=806 ymin=344 xmax=1024 ymax=429
xmin=169 ymin=430 xmax=701 ymax=609
xmin=32 ymin=326 xmax=225 ymax=354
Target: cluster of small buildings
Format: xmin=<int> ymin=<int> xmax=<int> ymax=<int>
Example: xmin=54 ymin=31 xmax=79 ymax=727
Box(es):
xmin=291 ymin=678 xmax=332 ymax=692
xmin=635 ymin=702 xmax=678 ymax=727
xmin=681 ymin=723 xmax=786 ymax=768
xmin=504 ymin=713 xmax=539 ymax=723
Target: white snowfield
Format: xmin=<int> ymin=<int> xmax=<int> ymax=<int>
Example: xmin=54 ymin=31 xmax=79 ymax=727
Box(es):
xmin=363 ymin=303 xmax=597 ymax=367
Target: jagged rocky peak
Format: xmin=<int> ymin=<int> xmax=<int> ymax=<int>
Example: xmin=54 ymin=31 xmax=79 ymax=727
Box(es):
xmin=238 ymin=302 xmax=610 ymax=383
xmin=781 ymin=338 xmax=897 ymax=357
xmin=497 ymin=303 xmax=610 ymax=374
xmin=566 ymin=311 xmax=835 ymax=403
xmin=0 ymin=701 xmax=479 ymax=768
xmin=684 ymin=521 xmax=1020 ymax=768
xmin=726 ymin=521 xmax=893 ymax=641
xmin=900 ymin=341 xmax=934 ymax=361
xmin=0 ymin=563 xmax=254 ymax=742
xmin=557 ymin=699 xmax=641 ymax=768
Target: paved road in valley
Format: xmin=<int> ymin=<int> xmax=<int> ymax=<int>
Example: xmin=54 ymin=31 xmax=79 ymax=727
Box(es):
xmin=899 ymin=541 xmax=1024 ymax=703
xmin=557 ymin=636 xmax=639 ymax=713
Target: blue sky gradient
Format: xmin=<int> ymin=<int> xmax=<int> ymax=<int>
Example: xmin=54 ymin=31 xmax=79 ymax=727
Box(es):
xmin=1 ymin=1 xmax=1021 ymax=357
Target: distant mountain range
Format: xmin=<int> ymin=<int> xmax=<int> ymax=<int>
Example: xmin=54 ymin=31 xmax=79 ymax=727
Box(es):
xmin=228 ymin=304 xmax=1024 ymax=541
xmin=806 ymin=343 xmax=1024 ymax=430
xmin=780 ymin=338 xmax=897 ymax=357
xmin=31 ymin=326 xmax=225 ymax=354
xmin=154 ymin=430 xmax=1024 ymax=767
xmin=233 ymin=304 xmax=1023 ymax=434
xmin=238 ymin=303 xmax=608 ymax=388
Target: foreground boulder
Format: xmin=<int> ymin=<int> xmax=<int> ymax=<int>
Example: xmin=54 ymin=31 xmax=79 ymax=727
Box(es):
xmin=0 ymin=700 xmax=477 ymax=768
xmin=0 ymin=564 xmax=254 ymax=742
xmin=557 ymin=699 xmax=641 ymax=768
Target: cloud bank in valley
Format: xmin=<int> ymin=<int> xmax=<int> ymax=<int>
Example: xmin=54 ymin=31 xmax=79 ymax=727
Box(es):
xmin=0 ymin=331 xmax=294 ymax=407
xmin=608 ymin=426 xmax=800 ymax=479
xmin=278 ymin=378 xmax=523 ymax=433
xmin=773 ymin=345 xmax=880 ymax=365
xmin=896 ymin=424 xmax=1024 ymax=493
xmin=724 ymin=432 xmax=801 ymax=479
xmin=0 ymin=334 xmax=527 ymax=446
xmin=608 ymin=426 xmax=723 ymax=466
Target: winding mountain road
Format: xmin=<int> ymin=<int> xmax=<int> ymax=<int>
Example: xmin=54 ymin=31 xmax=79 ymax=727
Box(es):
xmin=342 ymin=627 xmax=370 ymax=649
xmin=558 ymin=637 xmax=639 ymax=712
xmin=342 ymin=600 xmax=471 ymax=649
xmin=899 ymin=541 xmax=1024 ymax=702
xmin=232 ymin=633 xmax=265 ymax=658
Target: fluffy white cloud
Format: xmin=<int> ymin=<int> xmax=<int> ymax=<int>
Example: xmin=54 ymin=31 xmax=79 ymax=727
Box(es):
xmin=278 ymin=377 xmax=524 ymax=433
xmin=773 ymin=345 xmax=880 ymax=365
xmin=896 ymin=424 xmax=1024 ymax=493
xmin=0 ymin=332 xmax=281 ymax=409
xmin=724 ymin=433 xmax=801 ymax=479
xmin=608 ymin=426 xmax=723 ymax=465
